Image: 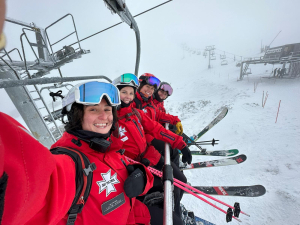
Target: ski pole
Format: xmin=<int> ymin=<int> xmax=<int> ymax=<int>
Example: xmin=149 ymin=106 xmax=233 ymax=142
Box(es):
xmin=188 ymin=143 xmax=219 ymax=146
xmin=193 ymin=139 xmax=219 ymax=144
xmin=149 ymin=165 xmax=250 ymax=217
xmin=188 ymin=139 xmax=219 ymax=146
xmin=125 ymin=156 xmax=250 ymax=218
xmin=149 ymin=164 xmax=242 ymax=222
xmin=182 ymin=133 xmax=203 ymax=150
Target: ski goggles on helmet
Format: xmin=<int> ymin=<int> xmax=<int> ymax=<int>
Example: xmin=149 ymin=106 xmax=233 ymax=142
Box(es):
xmin=139 ymin=76 xmax=161 ymax=89
xmin=112 ymin=73 xmax=139 ymax=88
xmin=62 ymin=81 xmax=120 ymax=110
xmin=160 ymin=83 xmax=173 ymax=96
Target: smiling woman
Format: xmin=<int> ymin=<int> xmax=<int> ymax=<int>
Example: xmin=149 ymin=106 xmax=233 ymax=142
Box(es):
xmin=82 ymin=100 xmax=114 ymax=134
xmin=0 ymin=80 xmax=155 ymax=225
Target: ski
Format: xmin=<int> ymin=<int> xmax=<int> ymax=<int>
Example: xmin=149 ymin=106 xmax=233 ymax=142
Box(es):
xmin=191 ymin=107 xmax=228 ymax=142
xmin=184 ymin=185 xmax=266 ymax=197
xmin=195 ymin=216 xmax=216 ymax=225
xmin=188 ymin=149 xmax=239 ymax=156
xmin=180 ymin=154 xmax=246 ymax=170
xmin=181 ymin=204 xmax=216 ymax=225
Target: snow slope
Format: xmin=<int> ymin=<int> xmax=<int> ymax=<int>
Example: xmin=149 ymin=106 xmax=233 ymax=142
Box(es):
xmin=163 ymin=51 xmax=300 ymax=224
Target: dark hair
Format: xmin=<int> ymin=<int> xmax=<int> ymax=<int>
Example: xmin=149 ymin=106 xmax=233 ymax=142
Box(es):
xmin=63 ymin=103 xmax=84 ymax=132
xmin=63 ymin=100 xmax=118 ymax=133
xmin=118 ymin=85 xmax=137 ymax=94
xmin=137 ymin=80 xmax=147 ymax=92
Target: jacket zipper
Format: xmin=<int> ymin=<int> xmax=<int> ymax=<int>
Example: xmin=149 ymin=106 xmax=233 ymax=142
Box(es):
xmin=132 ymin=119 xmax=144 ymax=138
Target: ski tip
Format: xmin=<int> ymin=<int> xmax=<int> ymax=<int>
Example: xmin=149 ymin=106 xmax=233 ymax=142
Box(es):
xmin=236 ymin=154 xmax=247 ymax=162
xmin=254 ymin=185 xmax=267 ymax=196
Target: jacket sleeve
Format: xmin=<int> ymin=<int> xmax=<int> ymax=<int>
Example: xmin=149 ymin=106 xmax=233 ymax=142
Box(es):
xmin=154 ymin=105 xmax=180 ymax=125
xmin=139 ymin=110 xmax=186 ymax=150
xmin=0 ymin=112 xmax=76 ymax=225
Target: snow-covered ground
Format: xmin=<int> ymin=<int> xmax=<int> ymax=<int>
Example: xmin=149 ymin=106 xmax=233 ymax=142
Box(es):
xmin=162 ymin=52 xmax=300 ymax=224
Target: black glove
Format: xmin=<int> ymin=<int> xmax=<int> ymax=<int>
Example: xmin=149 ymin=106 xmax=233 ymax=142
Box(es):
xmin=141 ymin=158 xmax=150 ymax=167
xmin=143 ymin=191 xmax=164 ymax=207
xmin=151 ymin=138 xmax=165 ymax=154
xmin=154 ymin=156 xmax=164 ymax=171
xmin=168 ymin=124 xmax=177 ymax=134
xmin=124 ymin=165 xmax=146 ymax=198
xmin=181 ymin=146 xmax=192 ymax=164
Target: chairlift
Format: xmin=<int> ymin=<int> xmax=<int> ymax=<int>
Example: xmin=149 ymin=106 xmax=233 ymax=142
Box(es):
xmin=221 ymin=60 xmax=228 ymax=66
xmin=203 ymin=51 xmax=207 ymax=56
xmin=220 ymin=54 xmax=226 ymax=59
xmin=211 ymin=55 xmax=216 ymax=60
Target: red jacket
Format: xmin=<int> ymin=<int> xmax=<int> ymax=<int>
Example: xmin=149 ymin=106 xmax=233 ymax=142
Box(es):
xmin=133 ymin=92 xmax=180 ymax=125
xmin=152 ymin=99 xmax=166 ymax=113
xmin=0 ymin=112 xmax=153 ymax=225
xmin=133 ymin=92 xmax=182 ymax=144
xmin=117 ymin=106 xmax=186 ymax=166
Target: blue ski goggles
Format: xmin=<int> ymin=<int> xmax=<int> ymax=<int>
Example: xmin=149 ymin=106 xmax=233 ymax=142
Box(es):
xmin=139 ymin=76 xmax=161 ymax=89
xmin=112 ymin=73 xmax=139 ymax=87
xmin=62 ymin=81 xmax=121 ymax=109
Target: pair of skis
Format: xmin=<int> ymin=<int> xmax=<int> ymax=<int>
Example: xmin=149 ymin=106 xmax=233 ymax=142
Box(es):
xmin=185 ymin=185 xmax=266 ymax=197
xmin=189 ymin=148 xmax=239 ymax=156
xmin=180 ymin=154 xmax=246 ymax=170
xmin=188 ymin=107 xmax=229 ymax=142
xmin=180 ymin=106 xmax=231 ymax=158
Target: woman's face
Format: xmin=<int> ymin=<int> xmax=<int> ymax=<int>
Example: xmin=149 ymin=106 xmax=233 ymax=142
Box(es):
xmin=82 ymin=98 xmax=113 ymax=134
xmin=140 ymin=84 xmax=155 ymax=97
xmin=158 ymin=89 xmax=168 ymax=100
xmin=120 ymin=86 xmax=135 ymax=103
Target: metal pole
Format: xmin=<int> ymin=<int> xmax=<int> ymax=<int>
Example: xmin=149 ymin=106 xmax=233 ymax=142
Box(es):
xmin=134 ymin=28 xmax=140 ymax=76
xmin=208 ymin=49 xmax=211 ymax=69
xmin=1 ymin=70 xmax=55 ymax=148
xmin=163 ymin=123 xmax=173 ymax=225
xmin=239 ymin=62 xmax=244 ymax=80
xmin=0 ymin=75 xmax=112 ymax=88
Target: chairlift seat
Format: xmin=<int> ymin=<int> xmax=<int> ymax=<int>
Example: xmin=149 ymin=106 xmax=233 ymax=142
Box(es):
xmin=221 ymin=60 xmax=228 ymax=65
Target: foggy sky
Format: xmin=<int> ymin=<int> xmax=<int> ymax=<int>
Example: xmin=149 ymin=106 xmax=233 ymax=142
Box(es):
xmin=1 ymin=0 xmax=300 ymax=123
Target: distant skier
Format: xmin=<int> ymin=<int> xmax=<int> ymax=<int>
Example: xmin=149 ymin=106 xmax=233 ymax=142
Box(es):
xmin=280 ymin=68 xmax=286 ymax=78
xmin=276 ymin=68 xmax=281 ymax=77
xmin=273 ymin=68 xmax=278 ymax=77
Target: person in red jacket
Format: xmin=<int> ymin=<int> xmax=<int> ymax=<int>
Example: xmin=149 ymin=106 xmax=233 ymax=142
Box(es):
xmin=153 ymin=81 xmax=179 ymax=133
xmin=0 ymin=81 xmax=154 ymax=225
xmin=112 ymin=74 xmax=189 ymax=221
xmin=132 ymin=73 xmax=192 ymax=167
xmin=153 ymin=81 xmax=173 ymax=114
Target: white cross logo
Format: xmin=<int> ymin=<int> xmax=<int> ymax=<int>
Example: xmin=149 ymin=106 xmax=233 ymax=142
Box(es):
xmin=96 ymin=169 xmax=120 ymax=197
xmin=119 ymin=126 xmax=127 ymax=137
